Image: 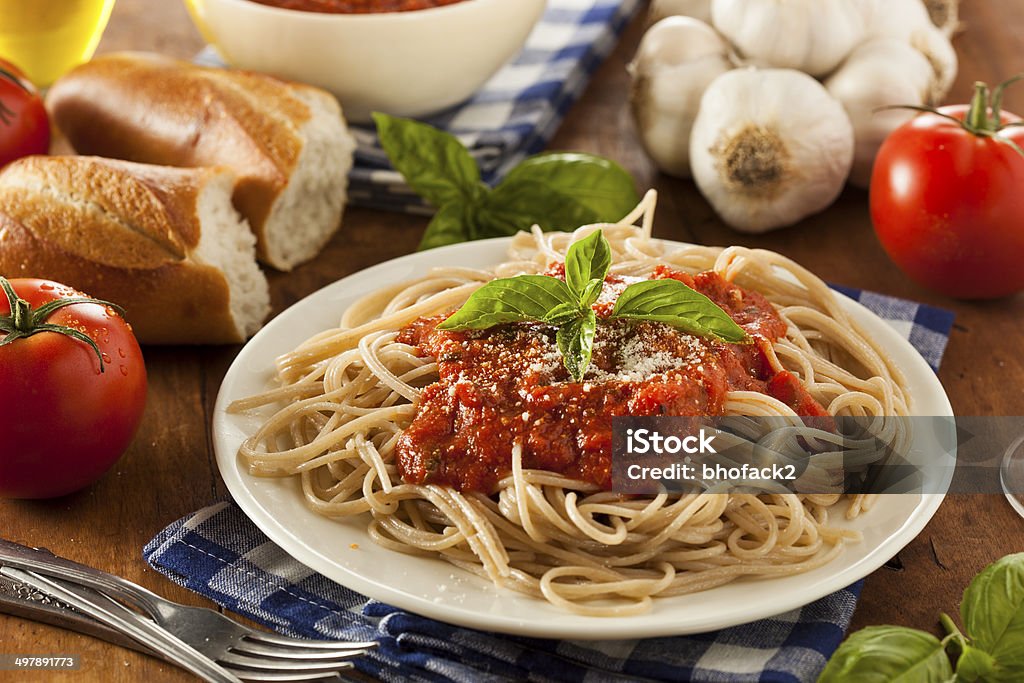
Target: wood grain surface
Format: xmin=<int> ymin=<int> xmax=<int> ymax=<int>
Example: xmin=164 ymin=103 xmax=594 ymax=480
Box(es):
xmin=2 ymin=1 xmax=1023 ymax=680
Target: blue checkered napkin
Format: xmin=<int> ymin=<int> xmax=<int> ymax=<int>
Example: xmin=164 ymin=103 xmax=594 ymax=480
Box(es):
xmin=144 ymin=289 xmax=954 ymax=683
xmin=829 ymin=285 xmax=954 ymax=373
xmin=197 ymin=0 xmax=643 ymax=214
xmin=144 ymin=502 xmax=861 ymax=683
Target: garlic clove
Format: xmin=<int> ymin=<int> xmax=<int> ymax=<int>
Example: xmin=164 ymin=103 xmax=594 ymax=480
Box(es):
xmin=853 ymin=0 xmax=958 ymax=103
xmin=629 ymin=17 xmax=733 ymax=178
xmin=711 ymin=0 xmax=866 ymax=78
xmin=630 ymin=16 xmax=731 ymax=70
xmin=856 ymin=0 xmax=933 ymax=40
xmin=826 ymin=39 xmax=935 ymax=187
xmin=689 ymin=68 xmax=854 ymax=233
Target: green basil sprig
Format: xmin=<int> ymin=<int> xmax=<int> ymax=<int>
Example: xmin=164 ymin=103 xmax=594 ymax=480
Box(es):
xmin=820 ymin=627 xmax=953 ymax=682
xmin=819 ymin=553 xmax=1024 ymax=683
xmin=373 ymin=113 xmax=641 ymax=251
xmin=437 ymin=230 xmax=748 ymax=382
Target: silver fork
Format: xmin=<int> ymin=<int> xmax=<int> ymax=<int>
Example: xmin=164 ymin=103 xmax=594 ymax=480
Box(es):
xmin=0 ymin=539 xmax=377 ymax=682
xmin=2 ymin=566 xmax=242 ymax=683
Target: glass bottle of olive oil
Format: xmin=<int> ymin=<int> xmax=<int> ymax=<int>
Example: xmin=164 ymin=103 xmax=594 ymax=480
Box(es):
xmin=0 ymin=0 xmax=116 ymax=87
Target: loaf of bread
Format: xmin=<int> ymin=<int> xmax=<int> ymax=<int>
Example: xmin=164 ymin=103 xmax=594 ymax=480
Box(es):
xmin=0 ymin=156 xmax=270 ymax=345
xmin=46 ymin=52 xmax=356 ymax=271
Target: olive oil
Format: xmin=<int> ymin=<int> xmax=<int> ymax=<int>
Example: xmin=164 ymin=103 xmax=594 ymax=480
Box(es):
xmin=0 ymin=0 xmax=116 ymax=87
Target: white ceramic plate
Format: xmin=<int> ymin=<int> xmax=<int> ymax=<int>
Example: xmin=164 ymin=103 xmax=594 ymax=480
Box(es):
xmin=213 ymin=238 xmax=954 ymax=640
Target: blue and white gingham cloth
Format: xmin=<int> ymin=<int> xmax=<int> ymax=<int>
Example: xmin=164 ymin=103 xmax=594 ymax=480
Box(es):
xmin=198 ymin=0 xmax=642 ymax=214
xmin=144 ymin=290 xmax=954 ymax=683
xmin=828 ymin=285 xmax=953 ymax=372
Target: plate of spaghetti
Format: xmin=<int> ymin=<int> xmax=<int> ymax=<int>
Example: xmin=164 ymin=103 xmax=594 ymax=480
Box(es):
xmin=214 ymin=192 xmax=953 ymax=638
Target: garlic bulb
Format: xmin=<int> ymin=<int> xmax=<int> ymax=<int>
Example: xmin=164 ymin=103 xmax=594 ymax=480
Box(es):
xmin=856 ymin=0 xmax=932 ymax=39
xmin=628 ymin=17 xmax=732 ymax=178
xmin=855 ymin=0 xmax=958 ymax=100
xmin=826 ymin=39 xmax=936 ymax=187
xmin=689 ymin=68 xmax=854 ymax=233
xmin=711 ymin=0 xmax=865 ymax=77
xmin=647 ymin=0 xmax=712 ymax=26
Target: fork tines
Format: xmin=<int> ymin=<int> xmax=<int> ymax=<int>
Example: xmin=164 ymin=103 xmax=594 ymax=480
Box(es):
xmin=218 ymin=632 xmax=377 ymax=681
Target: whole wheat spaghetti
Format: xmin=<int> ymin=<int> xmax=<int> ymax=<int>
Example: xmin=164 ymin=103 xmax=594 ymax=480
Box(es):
xmin=232 ymin=192 xmax=908 ymax=616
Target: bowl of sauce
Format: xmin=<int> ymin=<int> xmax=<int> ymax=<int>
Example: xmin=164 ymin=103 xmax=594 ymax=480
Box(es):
xmin=183 ymin=0 xmax=547 ymax=122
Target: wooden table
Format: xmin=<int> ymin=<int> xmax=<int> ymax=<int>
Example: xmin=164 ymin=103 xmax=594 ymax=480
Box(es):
xmin=3 ymin=1 xmax=1023 ymax=680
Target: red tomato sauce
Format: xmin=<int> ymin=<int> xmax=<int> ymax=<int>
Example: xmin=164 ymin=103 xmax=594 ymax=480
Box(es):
xmin=396 ymin=267 xmax=827 ymax=493
xmin=246 ymin=0 xmax=467 ymax=13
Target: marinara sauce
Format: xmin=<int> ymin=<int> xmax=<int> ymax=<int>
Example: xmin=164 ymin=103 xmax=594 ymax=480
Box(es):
xmin=396 ymin=266 xmax=827 ymax=493
xmin=246 ymin=0 xmax=467 ymax=13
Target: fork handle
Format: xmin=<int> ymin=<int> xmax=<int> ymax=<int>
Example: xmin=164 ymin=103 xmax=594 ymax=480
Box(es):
xmin=3 ymin=567 xmax=241 ymax=683
xmin=0 ymin=573 xmax=154 ymax=656
xmin=0 ymin=538 xmax=162 ymax=619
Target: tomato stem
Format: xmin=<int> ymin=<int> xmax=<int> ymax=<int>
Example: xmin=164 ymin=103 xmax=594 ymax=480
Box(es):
xmin=12 ymin=297 xmax=31 ymax=331
xmin=879 ymin=74 xmax=1024 ymax=160
xmin=966 ymin=82 xmax=992 ymax=131
xmin=991 ymin=74 xmax=1024 ymax=124
xmin=0 ymin=276 xmax=125 ymax=373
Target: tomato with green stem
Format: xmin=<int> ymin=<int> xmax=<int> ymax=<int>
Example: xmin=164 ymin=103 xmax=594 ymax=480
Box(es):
xmin=870 ymin=76 xmax=1024 ymax=299
xmin=0 ymin=278 xmax=147 ymax=499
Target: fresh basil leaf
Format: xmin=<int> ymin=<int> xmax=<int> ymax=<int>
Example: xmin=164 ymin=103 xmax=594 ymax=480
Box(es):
xmin=565 ymin=230 xmax=612 ymax=299
xmin=419 ymin=201 xmax=473 ymax=251
xmin=962 ymin=553 xmax=1024 ymax=680
xmin=557 ymin=310 xmax=596 ymax=382
xmin=373 ymin=113 xmax=485 ymax=208
xmin=818 ymin=626 xmax=953 ymax=683
xmin=477 ymin=181 xmax=601 ymax=237
xmin=437 ymin=275 xmax=575 ymax=331
xmin=499 ymin=152 xmax=640 ymax=223
xmin=543 ymin=301 xmax=583 ymax=326
xmin=611 ymin=279 xmax=748 ymax=344
xmin=580 ymin=278 xmax=604 ymax=309
xmin=956 ymin=645 xmax=997 ymax=682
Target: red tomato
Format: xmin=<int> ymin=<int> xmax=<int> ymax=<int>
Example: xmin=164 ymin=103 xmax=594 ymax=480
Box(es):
xmin=0 ymin=279 xmax=147 ymax=499
xmin=870 ymin=97 xmax=1024 ymax=299
xmin=0 ymin=58 xmax=50 ymax=168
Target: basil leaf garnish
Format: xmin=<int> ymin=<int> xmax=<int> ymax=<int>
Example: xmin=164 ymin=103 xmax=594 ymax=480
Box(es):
xmin=373 ymin=113 xmax=640 ymax=250
xmin=418 ymin=202 xmax=474 ymax=251
xmin=434 ymin=229 xmax=749 ymax=381
xmin=557 ymin=310 xmax=596 ymax=383
xmin=580 ymin=279 xmax=604 ymax=310
xmin=373 ymin=113 xmax=485 ymax=209
xmin=955 ymin=645 xmax=997 ymax=682
xmin=477 ymin=180 xmax=602 ymax=236
xmin=565 ymin=230 xmax=612 ymax=300
xmin=544 ymin=301 xmax=583 ymax=326
xmin=818 ymin=626 xmax=954 ymax=683
xmin=437 ymin=275 xmax=575 ymax=331
xmin=611 ymin=279 xmax=749 ymax=343
xmin=499 ymin=153 xmax=640 ymax=223
xmin=961 ymin=553 xmax=1024 ymax=678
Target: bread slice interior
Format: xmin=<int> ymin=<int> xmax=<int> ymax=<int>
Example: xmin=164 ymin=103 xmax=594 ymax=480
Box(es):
xmin=264 ymin=90 xmax=356 ymax=271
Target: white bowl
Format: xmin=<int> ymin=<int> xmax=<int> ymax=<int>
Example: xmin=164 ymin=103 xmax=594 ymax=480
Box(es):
xmin=183 ymin=0 xmax=547 ymax=123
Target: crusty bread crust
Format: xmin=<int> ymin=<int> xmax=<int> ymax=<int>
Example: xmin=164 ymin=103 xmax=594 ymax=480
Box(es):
xmin=0 ymin=156 xmax=255 ymax=345
xmin=47 ymin=52 xmax=347 ymax=270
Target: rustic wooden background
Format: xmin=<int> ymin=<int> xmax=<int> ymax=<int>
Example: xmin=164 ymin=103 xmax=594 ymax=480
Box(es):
xmin=2 ymin=1 xmax=1023 ymax=680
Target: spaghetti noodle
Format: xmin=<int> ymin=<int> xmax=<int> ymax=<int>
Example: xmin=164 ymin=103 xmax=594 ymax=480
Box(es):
xmin=232 ymin=192 xmax=909 ymax=615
